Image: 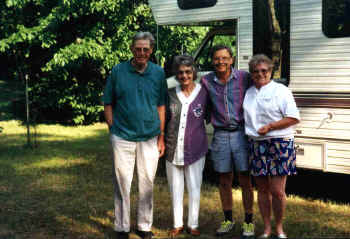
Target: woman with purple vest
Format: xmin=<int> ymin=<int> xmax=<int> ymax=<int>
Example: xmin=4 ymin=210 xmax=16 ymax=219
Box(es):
xmin=164 ymin=55 xmax=209 ymax=238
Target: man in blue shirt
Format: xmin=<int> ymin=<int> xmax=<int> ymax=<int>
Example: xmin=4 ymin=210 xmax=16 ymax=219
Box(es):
xmin=103 ymin=32 xmax=167 ymax=239
xmin=201 ymin=45 xmax=254 ymax=238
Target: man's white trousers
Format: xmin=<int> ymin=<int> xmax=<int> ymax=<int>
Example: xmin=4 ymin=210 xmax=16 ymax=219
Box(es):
xmin=166 ymin=157 xmax=205 ymax=229
xmin=110 ymin=134 xmax=159 ymax=232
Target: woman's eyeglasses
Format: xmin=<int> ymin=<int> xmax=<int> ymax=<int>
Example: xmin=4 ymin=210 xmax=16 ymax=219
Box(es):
xmin=177 ymin=70 xmax=193 ymax=75
xmin=252 ymin=68 xmax=270 ymax=74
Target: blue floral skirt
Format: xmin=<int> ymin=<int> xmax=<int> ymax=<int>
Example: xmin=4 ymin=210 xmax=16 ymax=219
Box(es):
xmin=248 ymin=137 xmax=297 ymax=176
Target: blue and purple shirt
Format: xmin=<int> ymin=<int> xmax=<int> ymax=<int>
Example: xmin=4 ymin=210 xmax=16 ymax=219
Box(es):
xmin=201 ymin=68 xmax=251 ymax=129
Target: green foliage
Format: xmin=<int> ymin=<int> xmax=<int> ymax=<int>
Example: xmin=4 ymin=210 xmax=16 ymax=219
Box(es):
xmin=0 ymin=0 xmax=207 ymax=125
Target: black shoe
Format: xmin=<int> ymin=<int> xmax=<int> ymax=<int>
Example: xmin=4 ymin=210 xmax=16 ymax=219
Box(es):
xmin=115 ymin=231 xmax=129 ymax=239
xmin=136 ymin=230 xmax=153 ymax=239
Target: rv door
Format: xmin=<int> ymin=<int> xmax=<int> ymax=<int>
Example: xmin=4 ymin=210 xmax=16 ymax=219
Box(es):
xmin=166 ymin=26 xmax=237 ymax=89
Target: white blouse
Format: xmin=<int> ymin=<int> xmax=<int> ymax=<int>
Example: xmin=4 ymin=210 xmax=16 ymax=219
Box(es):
xmin=243 ymin=81 xmax=300 ymax=140
xmin=173 ymin=83 xmax=202 ymax=165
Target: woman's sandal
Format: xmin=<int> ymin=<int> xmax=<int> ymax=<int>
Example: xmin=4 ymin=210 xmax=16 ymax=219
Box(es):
xmin=276 ymin=233 xmax=288 ymax=239
xmin=258 ymin=233 xmax=270 ymax=238
xmin=169 ymin=227 xmax=184 ymax=238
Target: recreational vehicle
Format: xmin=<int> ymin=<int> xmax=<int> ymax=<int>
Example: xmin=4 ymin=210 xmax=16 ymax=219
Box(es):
xmin=149 ymin=0 xmax=350 ymax=174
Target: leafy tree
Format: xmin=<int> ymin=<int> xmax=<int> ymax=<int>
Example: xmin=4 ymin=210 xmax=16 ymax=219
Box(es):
xmin=0 ymin=0 xmax=206 ymax=125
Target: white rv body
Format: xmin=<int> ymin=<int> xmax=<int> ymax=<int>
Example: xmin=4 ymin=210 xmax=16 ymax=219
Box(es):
xmin=149 ymin=0 xmax=253 ymax=70
xmin=290 ymin=0 xmax=350 ymax=174
xmin=149 ymin=0 xmax=350 ymax=174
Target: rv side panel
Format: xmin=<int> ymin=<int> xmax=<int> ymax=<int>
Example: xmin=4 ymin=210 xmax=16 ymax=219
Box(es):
xmin=290 ymin=0 xmax=350 ymax=93
xmin=295 ymin=107 xmax=350 ymax=174
xmin=149 ymin=0 xmax=253 ymax=71
xmin=297 ymin=108 xmax=350 ymax=141
xmin=327 ymin=142 xmax=350 ymax=174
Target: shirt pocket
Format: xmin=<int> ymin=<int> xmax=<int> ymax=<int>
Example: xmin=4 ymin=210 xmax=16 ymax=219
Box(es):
xmin=143 ymin=104 xmax=157 ymax=123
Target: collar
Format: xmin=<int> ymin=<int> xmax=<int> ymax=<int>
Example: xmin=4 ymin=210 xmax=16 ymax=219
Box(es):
xmin=176 ymin=83 xmax=201 ymax=105
xmin=128 ymin=59 xmax=151 ymax=75
xmin=213 ymin=67 xmax=238 ymax=85
xmin=253 ymin=80 xmax=274 ymax=92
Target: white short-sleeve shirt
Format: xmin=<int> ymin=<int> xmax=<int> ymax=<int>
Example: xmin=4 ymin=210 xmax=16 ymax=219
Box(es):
xmin=243 ymin=81 xmax=300 ymax=140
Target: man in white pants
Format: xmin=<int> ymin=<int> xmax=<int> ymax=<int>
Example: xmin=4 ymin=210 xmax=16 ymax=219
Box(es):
xmin=103 ymin=32 xmax=167 ymax=239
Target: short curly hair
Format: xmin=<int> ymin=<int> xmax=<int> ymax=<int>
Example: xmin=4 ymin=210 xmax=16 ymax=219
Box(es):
xmin=248 ymin=54 xmax=273 ymax=73
xmin=172 ymin=55 xmax=198 ymax=81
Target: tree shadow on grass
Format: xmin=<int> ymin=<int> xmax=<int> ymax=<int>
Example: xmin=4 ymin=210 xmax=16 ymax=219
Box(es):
xmin=1 ymin=127 xmax=117 ymax=238
xmin=1 ymin=127 xmax=350 ymax=239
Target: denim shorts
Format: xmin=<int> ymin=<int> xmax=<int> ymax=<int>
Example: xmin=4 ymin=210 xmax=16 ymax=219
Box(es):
xmin=210 ymin=129 xmax=249 ymax=173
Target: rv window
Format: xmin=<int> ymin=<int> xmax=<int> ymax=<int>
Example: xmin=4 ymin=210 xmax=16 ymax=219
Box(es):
xmin=178 ymin=0 xmax=217 ymax=10
xmin=195 ymin=35 xmax=236 ymax=71
xmin=323 ymin=0 xmax=350 ymax=38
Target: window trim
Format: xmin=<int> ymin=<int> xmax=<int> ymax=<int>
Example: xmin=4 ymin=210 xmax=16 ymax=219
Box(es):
xmin=322 ymin=0 xmax=350 ymax=38
xmin=177 ymin=0 xmax=217 ymax=10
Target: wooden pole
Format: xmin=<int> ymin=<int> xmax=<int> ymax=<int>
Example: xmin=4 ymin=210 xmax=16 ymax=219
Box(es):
xmin=25 ymin=73 xmax=31 ymax=147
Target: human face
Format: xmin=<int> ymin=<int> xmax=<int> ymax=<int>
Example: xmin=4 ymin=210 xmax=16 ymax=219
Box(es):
xmin=176 ymin=65 xmax=194 ymax=87
xmin=131 ymin=39 xmax=153 ymax=67
xmin=212 ymin=49 xmax=234 ymax=74
xmin=251 ymin=62 xmax=272 ymax=89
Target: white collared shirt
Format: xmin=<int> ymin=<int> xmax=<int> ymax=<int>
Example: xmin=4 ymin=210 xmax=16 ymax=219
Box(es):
xmin=243 ymin=81 xmax=300 ymax=140
xmin=173 ymin=83 xmax=202 ymax=165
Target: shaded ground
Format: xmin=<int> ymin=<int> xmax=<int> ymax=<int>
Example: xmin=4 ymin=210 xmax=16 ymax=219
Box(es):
xmin=0 ymin=80 xmax=24 ymax=121
xmin=1 ymin=124 xmax=350 ymax=239
xmin=201 ymin=155 xmax=350 ymax=205
xmin=287 ymin=169 xmax=350 ymax=204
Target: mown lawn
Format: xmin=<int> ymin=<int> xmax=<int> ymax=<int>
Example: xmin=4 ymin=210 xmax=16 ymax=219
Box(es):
xmin=0 ymin=120 xmax=350 ymax=239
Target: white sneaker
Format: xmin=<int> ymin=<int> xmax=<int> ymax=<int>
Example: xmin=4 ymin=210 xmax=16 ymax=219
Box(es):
xmin=242 ymin=222 xmax=255 ymax=237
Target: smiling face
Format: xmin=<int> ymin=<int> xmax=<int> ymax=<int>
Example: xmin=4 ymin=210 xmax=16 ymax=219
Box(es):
xmin=251 ymin=62 xmax=272 ymax=89
xmin=176 ymin=65 xmax=194 ymax=87
xmin=130 ymin=39 xmax=153 ymax=67
xmin=212 ymin=49 xmax=234 ymax=75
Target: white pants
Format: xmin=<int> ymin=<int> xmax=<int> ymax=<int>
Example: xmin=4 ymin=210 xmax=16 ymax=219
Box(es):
xmin=166 ymin=157 xmax=205 ymax=229
xmin=110 ymin=134 xmax=159 ymax=232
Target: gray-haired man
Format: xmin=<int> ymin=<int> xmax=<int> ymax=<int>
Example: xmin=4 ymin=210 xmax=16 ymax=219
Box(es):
xmin=103 ymin=32 xmax=167 ymax=239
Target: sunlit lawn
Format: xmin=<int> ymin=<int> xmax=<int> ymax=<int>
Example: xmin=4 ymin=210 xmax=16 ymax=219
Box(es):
xmin=1 ymin=120 xmax=350 ymax=239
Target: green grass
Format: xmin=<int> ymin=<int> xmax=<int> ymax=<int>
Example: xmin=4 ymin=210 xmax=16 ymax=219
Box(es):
xmin=1 ymin=120 xmax=350 ymax=239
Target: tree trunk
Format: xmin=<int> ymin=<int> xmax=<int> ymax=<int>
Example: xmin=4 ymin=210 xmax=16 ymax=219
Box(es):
xmin=268 ymin=0 xmax=282 ymax=79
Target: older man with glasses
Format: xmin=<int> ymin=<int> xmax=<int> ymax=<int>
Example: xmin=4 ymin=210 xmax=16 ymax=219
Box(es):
xmin=201 ymin=45 xmax=255 ymax=238
xmin=103 ymin=32 xmax=167 ymax=239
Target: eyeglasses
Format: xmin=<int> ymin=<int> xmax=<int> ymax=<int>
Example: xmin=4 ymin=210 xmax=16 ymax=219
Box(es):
xmin=134 ymin=47 xmax=151 ymax=53
xmin=252 ymin=69 xmax=270 ymax=74
xmin=177 ymin=70 xmax=193 ymax=75
xmin=213 ymin=56 xmax=231 ymax=62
